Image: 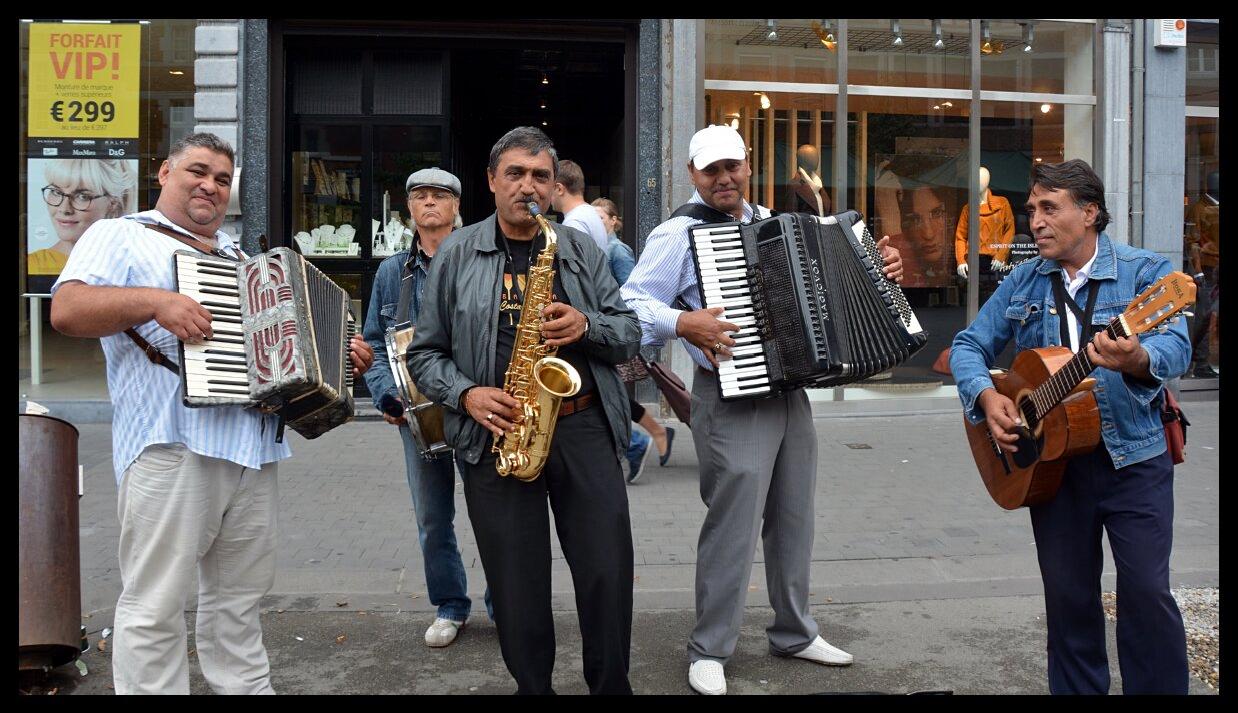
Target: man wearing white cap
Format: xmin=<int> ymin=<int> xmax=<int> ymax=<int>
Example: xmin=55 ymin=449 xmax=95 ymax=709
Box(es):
xmin=363 ymin=167 xmax=490 ymax=648
xmin=621 ymin=125 xmax=904 ymax=695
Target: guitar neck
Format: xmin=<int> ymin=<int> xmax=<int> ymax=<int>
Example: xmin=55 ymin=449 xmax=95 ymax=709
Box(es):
xmin=1026 ymin=317 xmax=1127 ymax=424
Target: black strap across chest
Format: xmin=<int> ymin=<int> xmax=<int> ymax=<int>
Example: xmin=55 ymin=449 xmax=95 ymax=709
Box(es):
xmin=669 ymin=202 xmax=742 ymax=224
xmin=1049 ymin=270 xmax=1101 ymax=350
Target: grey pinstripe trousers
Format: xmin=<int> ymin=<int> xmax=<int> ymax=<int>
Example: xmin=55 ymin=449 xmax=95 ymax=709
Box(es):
xmin=687 ymin=368 xmax=820 ymax=664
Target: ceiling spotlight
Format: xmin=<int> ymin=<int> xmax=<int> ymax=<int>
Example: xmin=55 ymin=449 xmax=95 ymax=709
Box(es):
xmin=1040 ymin=103 xmax=1052 ymax=113
xmin=933 ymin=104 xmax=941 ymax=110
xmin=542 ymin=120 xmax=548 ymax=126
xmin=1022 ymin=23 xmax=1034 ymax=52
xmin=981 ymin=20 xmax=993 ymax=54
xmin=932 ymin=19 xmax=944 ymax=49
xmin=1035 ymin=157 xmax=1043 ymax=163
xmin=766 ymin=19 xmax=778 ymax=42
xmin=540 ymin=100 xmax=547 ymax=110
xmin=541 ymin=72 xmax=549 ymax=85
xmin=759 ymin=93 xmax=771 ymax=110
xmin=891 ymin=19 xmax=903 ymax=46
xmin=942 ymin=101 xmax=953 ymax=108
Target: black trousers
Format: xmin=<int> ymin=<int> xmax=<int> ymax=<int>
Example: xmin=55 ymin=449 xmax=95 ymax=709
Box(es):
xmin=1029 ymin=448 xmax=1188 ymax=694
xmin=457 ymin=404 xmax=634 ymax=695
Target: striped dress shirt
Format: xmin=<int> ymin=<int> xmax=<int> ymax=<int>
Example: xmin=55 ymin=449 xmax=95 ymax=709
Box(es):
xmin=620 ymin=192 xmax=769 ymax=371
xmin=53 ymin=210 xmax=292 ymax=484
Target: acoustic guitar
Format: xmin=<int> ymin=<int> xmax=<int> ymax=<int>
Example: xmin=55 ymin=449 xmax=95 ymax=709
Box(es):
xmin=964 ymin=272 xmax=1197 ymax=510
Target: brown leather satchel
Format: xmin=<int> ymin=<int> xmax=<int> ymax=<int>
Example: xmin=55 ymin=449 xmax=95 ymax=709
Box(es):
xmin=645 ymin=356 xmax=691 ymax=426
xmin=1160 ymin=388 xmax=1189 ymax=465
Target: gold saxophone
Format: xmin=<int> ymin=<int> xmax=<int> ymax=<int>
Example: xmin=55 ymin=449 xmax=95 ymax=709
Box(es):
xmin=492 ymin=201 xmax=582 ymax=481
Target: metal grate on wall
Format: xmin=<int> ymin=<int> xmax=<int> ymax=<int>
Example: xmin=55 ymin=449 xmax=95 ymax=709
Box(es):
xmin=373 ymin=53 xmax=443 ymax=115
xmin=292 ymin=52 xmax=363 ymax=115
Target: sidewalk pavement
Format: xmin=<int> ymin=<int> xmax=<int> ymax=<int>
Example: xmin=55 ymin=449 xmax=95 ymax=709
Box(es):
xmin=35 ymin=400 xmax=1219 ymax=694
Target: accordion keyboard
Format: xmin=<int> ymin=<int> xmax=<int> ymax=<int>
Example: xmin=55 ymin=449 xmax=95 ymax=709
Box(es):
xmin=690 ymin=224 xmax=773 ymax=399
xmin=174 ymin=252 xmax=253 ymax=404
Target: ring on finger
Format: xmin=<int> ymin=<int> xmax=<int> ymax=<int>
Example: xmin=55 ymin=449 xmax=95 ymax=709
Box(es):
xmin=486 ymin=412 xmax=494 ymax=422
xmin=712 ymin=341 xmax=726 ymax=352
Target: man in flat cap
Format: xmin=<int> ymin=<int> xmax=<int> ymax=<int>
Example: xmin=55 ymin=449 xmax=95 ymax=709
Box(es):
xmin=363 ymin=167 xmax=489 ymax=648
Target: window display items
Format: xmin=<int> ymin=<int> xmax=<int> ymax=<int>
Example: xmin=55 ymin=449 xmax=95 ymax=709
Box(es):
xmin=293 ymin=223 xmax=360 ymax=256
xmin=890 ymin=183 xmax=955 ymax=288
xmin=954 ymin=166 xmax=1015 ymax=280
xmin=784 ymin=144 xmax=832 ymax=217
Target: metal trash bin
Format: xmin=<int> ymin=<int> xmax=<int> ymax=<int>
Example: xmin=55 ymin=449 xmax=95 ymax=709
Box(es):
xmin=18 ymin=413 xmax=81 ymax=671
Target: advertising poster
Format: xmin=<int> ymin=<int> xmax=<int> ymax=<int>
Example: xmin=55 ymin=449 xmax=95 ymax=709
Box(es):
xmin=27 ymin=22 xmax=141 ymax=283
xmin=28 ymin=22 xmax=141 ymax=140
xmin=27 ymin=157 xmax=139 ymax=276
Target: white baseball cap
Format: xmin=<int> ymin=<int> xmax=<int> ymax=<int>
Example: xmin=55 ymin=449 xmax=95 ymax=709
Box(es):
xmin=689 ymin=124 xmax=748 ymax=170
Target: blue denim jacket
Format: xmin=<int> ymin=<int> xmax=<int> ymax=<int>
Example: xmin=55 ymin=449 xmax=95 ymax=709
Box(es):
xmin=362 ymin=246 xmax=430 ymax=412
xmin=950 ymin=233 xmax=1191 ymax=469
xmin=606 ymin=234 xmax=636 ymax=286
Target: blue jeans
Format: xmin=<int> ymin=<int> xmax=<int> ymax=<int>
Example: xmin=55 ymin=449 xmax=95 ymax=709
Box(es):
xmin=399 ymin=425 xmax=491 ymax=621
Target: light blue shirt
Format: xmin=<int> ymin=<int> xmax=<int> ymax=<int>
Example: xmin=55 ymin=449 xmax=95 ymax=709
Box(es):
xmin=53 ymin=210 xmax=292 ymax=483
xmin=562 ymin=203 xmax=609 ymax=252
xmin=620 ymin=191 xmax=768 ymax=370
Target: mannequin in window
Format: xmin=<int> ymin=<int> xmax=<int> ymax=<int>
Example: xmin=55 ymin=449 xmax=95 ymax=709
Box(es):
xmin=784 ymin=144 xmax=832 ymax=217
xmin=954 ymin=166 xmax=1014 ymax=280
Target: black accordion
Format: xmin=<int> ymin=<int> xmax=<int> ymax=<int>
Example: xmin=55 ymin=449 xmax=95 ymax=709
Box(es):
xmin=689 ymin=211 xmax=928 ymax=401
xmin=173 ymin=246 xmax=356 ymax=438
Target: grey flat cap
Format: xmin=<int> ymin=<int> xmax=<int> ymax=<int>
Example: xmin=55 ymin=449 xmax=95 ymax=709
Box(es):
xmin=405 ymin=167 xmax=461 ymax=196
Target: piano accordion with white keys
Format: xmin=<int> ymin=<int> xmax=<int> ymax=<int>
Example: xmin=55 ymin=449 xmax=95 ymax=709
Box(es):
xmin=173 ymin=246 xmax=356 ymax=439
xmin=689 ymin=210 xmax=928 ymax=401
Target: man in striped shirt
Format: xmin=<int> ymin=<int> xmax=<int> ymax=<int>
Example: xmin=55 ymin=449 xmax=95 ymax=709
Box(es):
xmin=621 ymin=125 xmax=903 ymax=695
xmin=50 ymin=132 xmax=373 ymax=694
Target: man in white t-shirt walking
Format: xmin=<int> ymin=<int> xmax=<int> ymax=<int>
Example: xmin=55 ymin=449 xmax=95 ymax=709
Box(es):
xmin=551 ymin=159 xmax=609 ymax=251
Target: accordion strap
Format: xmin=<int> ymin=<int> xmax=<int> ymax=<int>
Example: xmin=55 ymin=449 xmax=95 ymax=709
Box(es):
xmin=124 ymin=327 xmax=181 ymax=375
xmin=669 ymin=202 xmax=739 ymax=224
xmin=124 ymin=223 xmax=243 ymax=374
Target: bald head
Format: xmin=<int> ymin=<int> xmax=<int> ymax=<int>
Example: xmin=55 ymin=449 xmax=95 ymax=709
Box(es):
xmin=796 ymin=145 xmax=820 ymax=172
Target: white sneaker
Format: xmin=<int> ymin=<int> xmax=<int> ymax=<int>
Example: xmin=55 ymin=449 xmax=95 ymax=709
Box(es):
xmin=688 ymin=660 xmax=726 ymax=695
xmin=791 ymin=635 xmax=853 ymax=666
xmin=424 ymin=617 xmax=464 ymax=648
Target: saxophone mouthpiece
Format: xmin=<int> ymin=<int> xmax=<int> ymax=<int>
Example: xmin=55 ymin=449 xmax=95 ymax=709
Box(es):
xmin=527 ymin=201 xmax=542 ymax=217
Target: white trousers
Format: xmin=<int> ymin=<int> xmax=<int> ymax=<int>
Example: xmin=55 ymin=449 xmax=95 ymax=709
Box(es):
xmin=112 ymin=443 xmax=278 ymax=695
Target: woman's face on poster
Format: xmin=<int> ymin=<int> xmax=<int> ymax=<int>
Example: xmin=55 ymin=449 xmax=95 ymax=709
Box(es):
xmin=43 ymin=178 xmax=115 ymax=245
xmin=903 ymin=186 xmax=947 ymax=261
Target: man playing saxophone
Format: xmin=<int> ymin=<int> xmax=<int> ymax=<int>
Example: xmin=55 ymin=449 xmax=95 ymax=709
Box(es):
xmin=408 ymin=126 xmax=641 ymax=694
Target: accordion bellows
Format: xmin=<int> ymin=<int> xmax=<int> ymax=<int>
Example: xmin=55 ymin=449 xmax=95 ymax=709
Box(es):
xmin=175 ymin=247 xmax=355 ymax=439
xmin=689 ymin=211 xmax=928 ymax=401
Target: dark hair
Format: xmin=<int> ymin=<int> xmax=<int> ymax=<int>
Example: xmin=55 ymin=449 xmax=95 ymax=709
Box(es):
xmin=168 ymin=132 xmax=235 ymax=167
xmin=487 ymin=126 xmax=558 ymax=177
xmin=556 ymin=159 xmax=585 ymax=195
xmin=1030 ymin=159 xmax=1110 ymax=233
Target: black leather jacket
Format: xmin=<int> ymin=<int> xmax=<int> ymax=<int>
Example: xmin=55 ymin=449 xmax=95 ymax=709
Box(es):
xmin=408 ymin=213 xmax=641 ymax=465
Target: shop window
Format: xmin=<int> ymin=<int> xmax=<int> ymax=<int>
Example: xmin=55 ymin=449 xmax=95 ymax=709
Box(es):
xmin=979 ymin=21 xmax=1094 ymax=96
xmin=292 ymin=53 xmax=364 ymax=115
xmin=291 ymin=125 xmax=364 ymax=257
xmin=846 ymin=19 xmax=972 ymax=91
xmin=705 ymin=19 xmax=838 ymax=85
xmin=374 ymin=53 xmax=443 ymax=115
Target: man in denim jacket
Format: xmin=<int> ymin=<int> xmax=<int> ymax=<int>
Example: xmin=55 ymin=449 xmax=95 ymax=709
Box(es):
xmin=951 ymin=159 xmax=1191 ymax=694
xmin=363 ymin=167 xmax=488 ymax=648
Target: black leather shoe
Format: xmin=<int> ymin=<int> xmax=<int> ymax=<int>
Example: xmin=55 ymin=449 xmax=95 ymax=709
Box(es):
xmin=659 ymin=427 xmax=676 ymax=466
